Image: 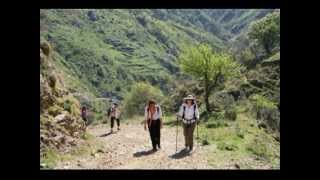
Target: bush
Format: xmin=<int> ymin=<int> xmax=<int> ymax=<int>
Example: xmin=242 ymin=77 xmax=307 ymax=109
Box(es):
xmin=40 ymin=41 xmax=52 ymax=56
xmin=246 ymin=133 xmax=273 ymax=160
xmin=63 ymin=96 xmax=80 ymax=116
xmin=250 ymin=94 xmax=277 ymax=111
xmin=217 ymin=142 xmax=238 ymax=151
xmin=225 ymin=109 xmax=237 ymax=121
xmin=206 ymin=121 xmax=228 ymax=128
xmin=123 ymin=82 xmax=164 ymax=117
xmin=48 ymin=105 xmax=64 ymax=117
xmin=48 ymin=74 xmax=57 ymax=89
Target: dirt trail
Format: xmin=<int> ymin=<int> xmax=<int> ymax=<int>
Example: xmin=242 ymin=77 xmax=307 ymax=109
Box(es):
xmin=56 ymin=121 xmax=214 ymax=169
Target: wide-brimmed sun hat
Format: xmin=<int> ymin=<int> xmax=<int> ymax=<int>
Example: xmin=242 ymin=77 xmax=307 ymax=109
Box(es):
xmin=183 ymin=95 xmax=195 ymax=100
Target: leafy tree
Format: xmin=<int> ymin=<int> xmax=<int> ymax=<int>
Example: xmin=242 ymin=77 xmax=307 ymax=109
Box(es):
xmin=248 ymin=11 xmax=280 ymax=55
xmin=123 ymin=82 xmax=164 ymax=117
xmin=179 ymin=44 xmax=243 ymax=112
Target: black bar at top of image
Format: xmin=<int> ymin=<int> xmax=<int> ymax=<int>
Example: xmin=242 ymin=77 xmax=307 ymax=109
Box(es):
xmin=39 ymin=0 xmax=284 ymax=9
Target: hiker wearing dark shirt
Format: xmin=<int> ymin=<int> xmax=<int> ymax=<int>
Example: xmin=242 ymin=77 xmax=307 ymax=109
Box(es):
xmin=108 ymin=103 xmax=121 ymax=133
xmin=81 ymin=106 xmax=88 ymax=126
xmin=144 ymin=100 xmax=163 ymax=152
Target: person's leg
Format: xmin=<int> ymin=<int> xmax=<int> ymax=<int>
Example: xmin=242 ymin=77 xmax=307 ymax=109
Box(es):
xmin=149 ymin=122 xmax=156 ymax=150
xmin=183 ymin=123 xmax=188 ymax=149
xmin=189 ymin=123 xmax=196 ymax=151
xmin=111 ymin=117 xmax=114 ymax=132
xmin=155 ymin=120 xmax=161 ymax=148
xmin=117 ymin=118 xmax=120 ymax=130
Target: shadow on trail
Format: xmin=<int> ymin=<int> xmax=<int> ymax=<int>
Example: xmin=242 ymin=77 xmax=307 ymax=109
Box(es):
xmin=133 ymin=149 xmax=156 ymax=157
xmin=169 ymin=149 xmax=190 ymax=159
xmin=99 ymin=131 xmax=117 ymax=137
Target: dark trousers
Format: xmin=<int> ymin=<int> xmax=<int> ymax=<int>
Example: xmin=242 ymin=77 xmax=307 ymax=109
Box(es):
xmin=111 ymin=116 xmax=120 ymax=128
xmin=183 ymin=122 xmax=196 ymax=149
xmin=148 ymin=119 xmax=161 ymax=149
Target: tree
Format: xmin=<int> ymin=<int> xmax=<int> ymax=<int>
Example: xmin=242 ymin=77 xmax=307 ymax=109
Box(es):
xmin=178 ymin=44 xmax=243 ymax=112
xmin=248 ymin=11 xmax=280 ymax=55
xmin=123 ymin=82 xmax=164 ymax=117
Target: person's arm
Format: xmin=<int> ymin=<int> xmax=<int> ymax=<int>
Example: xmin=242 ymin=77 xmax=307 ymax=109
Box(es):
xmin=158 ymin=106 xmax=163 ymax=128
xmin=144 ymin=106 xmax=148 ymax=130
xmin=195 ymin=104 xmax=200 ymax=123
xmin=177 ymin=104 xmax=183 ymax=119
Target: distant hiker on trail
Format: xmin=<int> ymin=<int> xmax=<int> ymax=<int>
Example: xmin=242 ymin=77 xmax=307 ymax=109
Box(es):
xmin=144 ymin=100 xmax=163 ymax=152
xmin=108 ymin=102 xmax=121 ymax=133
xmin=81 ymin=106 xmax=88 ymax=126
xmin=177 ymin=95 xmax=200 ymax=153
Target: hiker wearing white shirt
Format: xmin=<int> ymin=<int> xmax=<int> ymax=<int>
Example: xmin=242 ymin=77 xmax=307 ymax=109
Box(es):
xmin=177 ymin=95 xmax=200 ymax=152
xmin=144 ymin=100 xmax=163 ymax=152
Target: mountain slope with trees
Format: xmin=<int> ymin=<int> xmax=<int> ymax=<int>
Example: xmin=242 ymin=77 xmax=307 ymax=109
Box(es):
xmin=40 ymin=9 xmax=280 ymax=169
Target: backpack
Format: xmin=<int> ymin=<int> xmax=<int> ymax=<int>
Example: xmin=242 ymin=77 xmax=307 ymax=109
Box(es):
xmin=182 ymin=104 xmax=197 ymax=120
xmin=147 ymin=106 xmax=160 ymax=116
xmin=107 ymin=107 xmax=114 ymax=116
xmin=146 ymin=105 xmax=160 ymax=127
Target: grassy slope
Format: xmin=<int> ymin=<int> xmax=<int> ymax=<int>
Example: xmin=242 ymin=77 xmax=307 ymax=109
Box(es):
xmin=162 ymin=101 xmax=280 ymax=169
xmin=40 ymin=9 xmax=228 ymax=100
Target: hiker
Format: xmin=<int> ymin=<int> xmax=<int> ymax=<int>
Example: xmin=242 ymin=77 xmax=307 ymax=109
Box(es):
xmin=81 ymin=106 xmax=88 ymax=126
xmin=144 ymin=100 xmax=163 ymax=152
xmin=177 ymin=95 xmax=200 ymax=153
xmin=108 ymin=102 xmax=121 ymax=133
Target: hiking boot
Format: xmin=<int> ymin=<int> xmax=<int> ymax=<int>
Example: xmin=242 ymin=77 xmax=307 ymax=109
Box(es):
xmin=117 ymin=127 xmax=120 ymax=131
xmin=157 ymin=144 xmax=161 ymax=149
xmin=152 ymin=148 xmax=157 ymax=152
xmin=188 ymin=146 xmax=193 ymax=153
xmin=182 ymin=147 xmax=189 ymax=152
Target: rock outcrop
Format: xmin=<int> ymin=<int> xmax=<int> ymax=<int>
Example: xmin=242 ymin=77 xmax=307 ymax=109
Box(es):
xmin=40 ymin=41 xmax=85 ymax=156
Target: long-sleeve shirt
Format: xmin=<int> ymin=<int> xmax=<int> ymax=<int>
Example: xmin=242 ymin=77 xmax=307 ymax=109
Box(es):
xmin=110 ymin=106 xmax=121 ymax=119
xmin=144 ymin=105 xmax=162 ymax=121
xmin=177 ymin=103 xmax=200 ymax=124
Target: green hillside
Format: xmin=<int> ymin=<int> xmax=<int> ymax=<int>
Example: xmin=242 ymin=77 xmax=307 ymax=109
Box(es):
xmin=40 ymin=9 xmax=272 ymax=101
xmin=40 ymin=9 xmax=280 ymax=169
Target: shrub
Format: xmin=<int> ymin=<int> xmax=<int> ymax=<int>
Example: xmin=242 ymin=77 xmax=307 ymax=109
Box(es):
xmin=48 ymin=74 xmax=57 ymax=89
xmin=206 ymin=120 xmax=227 ymax=128
xmin=123 ymin=82 xmax=164 ymax=117
xmin=40 ymin=41 xmax=52 ymax=56
xmin=246 ymin=133 xmax=273 ymax=160
xmin=225 ymin=108 xmax=237 ymax=121
xmin=217 ymin=142 xmax=238 ymax=151
xmin=48 ymin=105 xmax=64 ymax=117
xmin=63 ymin=96 xmax=80 ymax=116
xmin=250 ymin=94 xmax=277 ymax=110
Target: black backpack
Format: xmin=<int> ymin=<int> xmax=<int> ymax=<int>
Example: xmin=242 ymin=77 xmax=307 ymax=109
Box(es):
xmin=147 ymin=106 xmax=160 ymax=115
xmin=107 ymin=107 xmax=114 ymax=116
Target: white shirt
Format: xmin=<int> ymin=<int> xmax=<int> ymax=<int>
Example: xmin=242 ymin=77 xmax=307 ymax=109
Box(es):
xmin=110 ymin=105 xmax=121 ymax=119
xmin=144 ymin=105 xmax=162 ymax=121
xmin=177 ymin=103 xmax=200 ymax=124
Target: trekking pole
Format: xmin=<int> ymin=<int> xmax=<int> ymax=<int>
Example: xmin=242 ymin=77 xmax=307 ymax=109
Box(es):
xmin=196 ymin=119 xmax=199 ymax=149
xmin=176 ymin=115 xmax=178 ymax=152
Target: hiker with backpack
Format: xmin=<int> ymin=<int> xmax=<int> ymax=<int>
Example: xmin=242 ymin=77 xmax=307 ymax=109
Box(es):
xmin=177 ymin=95 xmax=200 ymax=153
xmin=144 ymin=100 xmax=163 ymax=152
xmin=81 ymin=106 xmax=88 ymax=125
xmin=81 ymin=106 xmax=88 ymax=131
xmin=107 ymin=102 xmax=121 ymax=133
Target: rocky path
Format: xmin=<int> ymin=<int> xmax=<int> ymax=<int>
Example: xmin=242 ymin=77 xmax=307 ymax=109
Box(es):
xmin=56 ymin=121 xmax=214 ymax=169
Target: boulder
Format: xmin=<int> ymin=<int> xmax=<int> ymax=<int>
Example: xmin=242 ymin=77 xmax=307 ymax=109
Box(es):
xmin=257 ymin=107 xmax=280 ymax=131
